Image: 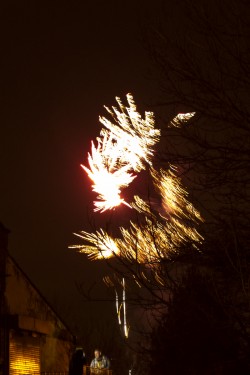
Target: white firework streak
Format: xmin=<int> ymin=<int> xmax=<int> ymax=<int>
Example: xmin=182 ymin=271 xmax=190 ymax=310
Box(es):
xmin=81 ymin=138 xmax=136 ymax=212
xmin=122 ymin=278 xmax=128 ymax=338
xmin=115 ymin=290 xmax=122 ymax=325
xmin=100 ymin=94 xmax=160 ymax=171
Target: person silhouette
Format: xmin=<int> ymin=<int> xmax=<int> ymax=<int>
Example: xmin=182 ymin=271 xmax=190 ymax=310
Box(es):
xmin=69 ymin=348 xmax=86 ymax=375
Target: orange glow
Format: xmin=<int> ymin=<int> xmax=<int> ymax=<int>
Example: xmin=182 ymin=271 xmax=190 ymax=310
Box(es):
xmin=9 ymin=340 xmax=40 ymax=375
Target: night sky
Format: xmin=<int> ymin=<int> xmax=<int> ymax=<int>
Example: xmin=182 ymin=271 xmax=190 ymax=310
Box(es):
xmin=1 ymin=0 xmax=160 ymax=331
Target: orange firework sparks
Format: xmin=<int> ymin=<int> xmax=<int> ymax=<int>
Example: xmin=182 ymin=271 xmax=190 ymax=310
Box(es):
xmin=71 ymin=167 xmax=203 ymax=264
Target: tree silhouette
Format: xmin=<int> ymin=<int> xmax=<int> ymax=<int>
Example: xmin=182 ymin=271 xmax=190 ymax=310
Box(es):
xmin=73 ymin=1 xmax=250 ymax=372
xmin=139 ymin=0 xmax=250 ymax=371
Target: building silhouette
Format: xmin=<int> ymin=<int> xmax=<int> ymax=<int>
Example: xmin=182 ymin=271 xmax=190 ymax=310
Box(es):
xmin=0 ymin=222 xmax=74 ymax=375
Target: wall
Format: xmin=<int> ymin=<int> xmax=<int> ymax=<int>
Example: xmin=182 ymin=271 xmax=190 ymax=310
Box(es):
xmin=5 ymin=256 xmax=74 ymax=373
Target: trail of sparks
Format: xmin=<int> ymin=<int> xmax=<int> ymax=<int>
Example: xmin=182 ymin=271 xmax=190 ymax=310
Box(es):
xmin=71 ymin=167 xmax=203 ymax=262
xmin=81 ymin=94 xmax=160 ymax=212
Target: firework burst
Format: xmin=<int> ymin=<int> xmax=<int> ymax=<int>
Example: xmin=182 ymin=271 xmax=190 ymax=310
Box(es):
xmin=72 ymin=94 xmax=203 ymax=265
xmin=81 ymin=94 xmax=160 ymax=211
xmin=70 ymin=95 xmax=204 ymax=339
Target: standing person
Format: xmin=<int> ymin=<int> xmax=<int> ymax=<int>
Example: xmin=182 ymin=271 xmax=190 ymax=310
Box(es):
xmin=69 ymin=348 xmax=86 ymax=375
xmin=90 ymin=349 xmax=110 ymax=371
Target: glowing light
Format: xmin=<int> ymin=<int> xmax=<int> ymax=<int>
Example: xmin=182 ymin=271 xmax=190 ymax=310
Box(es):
xmin=9 ymin=340 xmax=40 ymax=375
xmin=81 ymin=94 xmax=160 ymax=211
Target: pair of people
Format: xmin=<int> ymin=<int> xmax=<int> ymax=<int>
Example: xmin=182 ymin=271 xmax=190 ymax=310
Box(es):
xmin=90 ymin=349 xmax=110 ymax=370
xmin=69 ymin=348 xmax=110 ymax=374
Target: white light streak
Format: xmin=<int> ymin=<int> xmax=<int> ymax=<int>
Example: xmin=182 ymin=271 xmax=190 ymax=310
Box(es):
xmin=122 ymin=278 xmax=128 ymax=338
xmin=115 ymin=290 xmax=122 ymax=325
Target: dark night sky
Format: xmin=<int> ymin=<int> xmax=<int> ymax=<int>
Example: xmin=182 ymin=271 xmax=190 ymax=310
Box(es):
xmin=0 ymin=0 xmax=160 ymax=330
